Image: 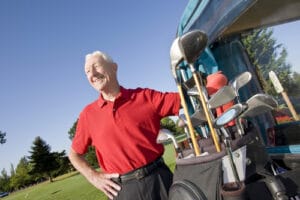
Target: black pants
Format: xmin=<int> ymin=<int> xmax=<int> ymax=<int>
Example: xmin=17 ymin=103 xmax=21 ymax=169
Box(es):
xmin=112 ymin=164 xmax=173 ymax=200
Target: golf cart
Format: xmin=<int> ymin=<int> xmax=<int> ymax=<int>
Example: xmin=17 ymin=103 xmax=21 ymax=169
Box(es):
xmin=167 ymin=0 xmax=300 ymax=199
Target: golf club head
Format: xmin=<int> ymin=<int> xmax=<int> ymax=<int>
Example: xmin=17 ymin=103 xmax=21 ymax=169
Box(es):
xmin=170 ymin=37 xmax=184 ymax=77
xmin=178 ymin=109 xmax=207 ymax=127
xmin=214 ymin=103 xmax=246 ymax=128
xmin=187 ymin=86 xmax=208 ymax=98
xmin=229 ymin=71 xmax=252 ymax=93
xmin=191 ymin=108 xmax=207 ymax=126
xmin=187 ymin=86 xmax=199 ymax=96
xmin=156 ymin=129 xmax=178 ymax=148
xmin=178 ymin=114 xmax=186 ymax=128
xmin=156 ymin=129 xmax=172 ymax=143
xmin=179 ymin=30 xmax=208 ymax=64
xmin=208 ymin=86 xmax=236 ymax=109
xmin=241 ymin=93 xmax=278 ymax=118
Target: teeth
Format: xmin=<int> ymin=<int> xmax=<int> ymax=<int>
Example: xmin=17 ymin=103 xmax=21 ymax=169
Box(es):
xmin=95 ymin=78 xmax=101 ymax=81
xmin=98 ymin=74 xmax=105 ymax=79
xmin=94 ymin=75 xmax=104 ymax=82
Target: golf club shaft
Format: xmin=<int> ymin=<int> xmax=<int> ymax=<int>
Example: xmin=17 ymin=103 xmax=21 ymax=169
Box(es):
xmin=235 ymin=118 xmax=245 ymax=136
xmin=225 ymin=139 xmax=240 ymax=182
xmin=220 ymin=127 xmax=240 ymax=183
xmin=180 ymin=68 xmax=208 ymax=138
xmin=192 ymin=71 xmax=221 ymax=152
xmin=177 ymin=84 xmax=201 ymax=156
xmin=184 ymin=127 xmax=194 ymax=150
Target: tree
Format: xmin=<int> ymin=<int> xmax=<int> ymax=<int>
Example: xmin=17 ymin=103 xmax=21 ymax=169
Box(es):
xmin=68 ymin=120 xmax=78 ymax=140
xmin=290 ymin=72 xmax=300 ymax=96
xmin=160 ymin=117 xmax=184 ymax=136
xmin=9 ymin=164 xmax=15 ymax=178
xmin=52 ymin=150 xmax=73 ymax=177
xmin=0 ymin=168 xmax=10 ymax=192
xmin=242 ymin=28 xmax=295 ymax=96
xmin=28 ymin=137 xmax=59 ymax=182
xmin=160 ymin=117 xmax=177 ymax=133
xmin=9 ymin=157 xmax=33 ymax=190
xmin=0 ymin=131 xmax=6 ymax=144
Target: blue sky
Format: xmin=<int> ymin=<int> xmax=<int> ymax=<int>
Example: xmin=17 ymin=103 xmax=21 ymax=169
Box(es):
xmin=0 ymin=1 xmax=299 ymax=173
xmin=0 ymin=0 xmax=186 ymax=173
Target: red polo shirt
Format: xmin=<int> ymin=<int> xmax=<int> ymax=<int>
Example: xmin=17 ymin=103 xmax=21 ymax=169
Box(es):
xmin=72 ymin=87 xmax=181 ymax=174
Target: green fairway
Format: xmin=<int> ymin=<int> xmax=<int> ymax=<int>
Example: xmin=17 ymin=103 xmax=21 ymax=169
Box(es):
xmin=3 ymin=144 xmax=176 ymax=200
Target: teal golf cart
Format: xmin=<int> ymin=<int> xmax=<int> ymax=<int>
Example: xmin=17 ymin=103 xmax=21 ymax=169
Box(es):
xmin=168 ymin=0 xmax=300 ymax=199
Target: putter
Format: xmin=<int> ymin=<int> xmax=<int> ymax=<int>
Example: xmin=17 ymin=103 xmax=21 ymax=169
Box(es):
xmin=170 ymin=37 xmax=201 ymax=156
xmin=157 ymin=129 xmax=183 ymax=159
xmin=178 ymin=30 xmax=221 ymax=152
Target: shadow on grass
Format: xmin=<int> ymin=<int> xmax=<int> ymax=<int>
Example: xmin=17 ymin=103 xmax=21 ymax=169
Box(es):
xmin=51 ymin=190 xmax=61 ymax=195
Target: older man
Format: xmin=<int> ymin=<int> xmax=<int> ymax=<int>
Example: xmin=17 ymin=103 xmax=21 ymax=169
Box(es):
xmin=68 ymin=51 xmax=181 ymax=200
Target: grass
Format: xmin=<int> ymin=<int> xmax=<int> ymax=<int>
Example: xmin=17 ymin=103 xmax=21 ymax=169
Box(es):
xmin=3 ymin=144 xmax=176 ymax=200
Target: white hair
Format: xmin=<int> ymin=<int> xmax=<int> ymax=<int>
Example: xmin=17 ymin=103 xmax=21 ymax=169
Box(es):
xmin=85 ymin=51 xmax=114 ymax=64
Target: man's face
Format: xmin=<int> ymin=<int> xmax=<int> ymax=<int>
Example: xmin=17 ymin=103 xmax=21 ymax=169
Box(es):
xmin=84 ymin=55 xmax=117 ymax=92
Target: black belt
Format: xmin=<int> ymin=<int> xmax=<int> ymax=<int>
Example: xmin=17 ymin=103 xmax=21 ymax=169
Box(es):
xmin=112 ymin=157 xmax=164 ymax=183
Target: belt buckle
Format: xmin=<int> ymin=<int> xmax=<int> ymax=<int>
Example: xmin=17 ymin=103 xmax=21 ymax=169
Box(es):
xmin=134 ymin=169 xmax=145 ymax=180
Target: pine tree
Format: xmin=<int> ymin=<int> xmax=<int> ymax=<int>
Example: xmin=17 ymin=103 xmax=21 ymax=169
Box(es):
xmin=9 ymin=157 xmax=33 ymax=190
xmin=28 ymin=137 xmax=59 ymax=182
xmin=242 ymin=28 xmax=294 ymax=96
xmin=0 ymin=168 xmax=10 ymax=192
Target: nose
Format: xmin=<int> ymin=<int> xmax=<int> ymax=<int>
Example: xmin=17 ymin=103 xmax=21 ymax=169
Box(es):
xmin=89 ymin=66 xmax=99 ymax=78
xmin=86 ymin=66 xmax=96 ymax=81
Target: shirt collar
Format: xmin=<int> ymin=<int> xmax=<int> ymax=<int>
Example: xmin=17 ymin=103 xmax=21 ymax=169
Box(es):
xmin=97 ymin=86 xmax=130 ymax=108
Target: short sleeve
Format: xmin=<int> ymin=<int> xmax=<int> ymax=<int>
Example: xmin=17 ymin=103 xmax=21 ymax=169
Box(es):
xmin=146 ymin=89 xmax=181 ymax=117
xmin=71 ymin=110 xmax=92 ymax=155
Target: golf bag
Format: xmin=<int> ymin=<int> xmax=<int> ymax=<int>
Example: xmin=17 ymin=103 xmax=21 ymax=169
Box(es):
xmin=168 ymin=124 xmax=300 ymax=200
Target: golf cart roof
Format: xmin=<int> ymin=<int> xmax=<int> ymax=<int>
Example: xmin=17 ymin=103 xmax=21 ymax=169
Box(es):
xmin=178 ymin=0 xmax=300 ymax=43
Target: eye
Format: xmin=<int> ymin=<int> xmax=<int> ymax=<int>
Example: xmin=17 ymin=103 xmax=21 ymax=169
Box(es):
xmin=94 ymin=65 xmax=102 ymax=69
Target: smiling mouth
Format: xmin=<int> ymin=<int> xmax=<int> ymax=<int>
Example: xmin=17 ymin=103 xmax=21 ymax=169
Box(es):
xmin=98 ymin=74 xmax=105 ymax=79
xmin=94 ymin=74 xmax=105 ymax=82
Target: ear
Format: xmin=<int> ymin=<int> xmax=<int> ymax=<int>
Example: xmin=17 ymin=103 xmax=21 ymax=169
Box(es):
xmin=112 ymin=62 xmax=118 ymax=72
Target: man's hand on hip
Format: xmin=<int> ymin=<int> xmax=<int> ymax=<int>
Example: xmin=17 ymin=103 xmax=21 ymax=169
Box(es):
xmin=89 ymin=171 xmax=121 ymax=199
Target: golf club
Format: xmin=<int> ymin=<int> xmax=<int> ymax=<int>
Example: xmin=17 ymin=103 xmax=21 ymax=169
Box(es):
xmin=178 ymin=111 xmax=207 ymax=150
xmin=214 ymin=104 xmax=247 ymax=184
xmin=229 ymin=71 xmax=252 ymax=136
xmin=178 ymin=30 xmax=221 ymax=152
xmin=229 ymin=71 xmax=252 ymax=103
xmin=178 ymin=114 xmax=194 ymax=150
xmin=170 ymin=37 xmax=201 ymax=156
xmin=207 ymin=85 xmax=236 ymax=109
xmin=241 ymin=93 xmax=278 ymax=118
xmin=157 ymin=129 xmax=183 ymax=159
xmin=180 ymin=68 xmax=209 ymax=138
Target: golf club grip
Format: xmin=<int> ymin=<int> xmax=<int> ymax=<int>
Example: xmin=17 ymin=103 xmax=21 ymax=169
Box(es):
xmin=177 ymin=85 xmax=201 ymax=156
xmin=193 ymin=72 xmax=221 ymax=152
